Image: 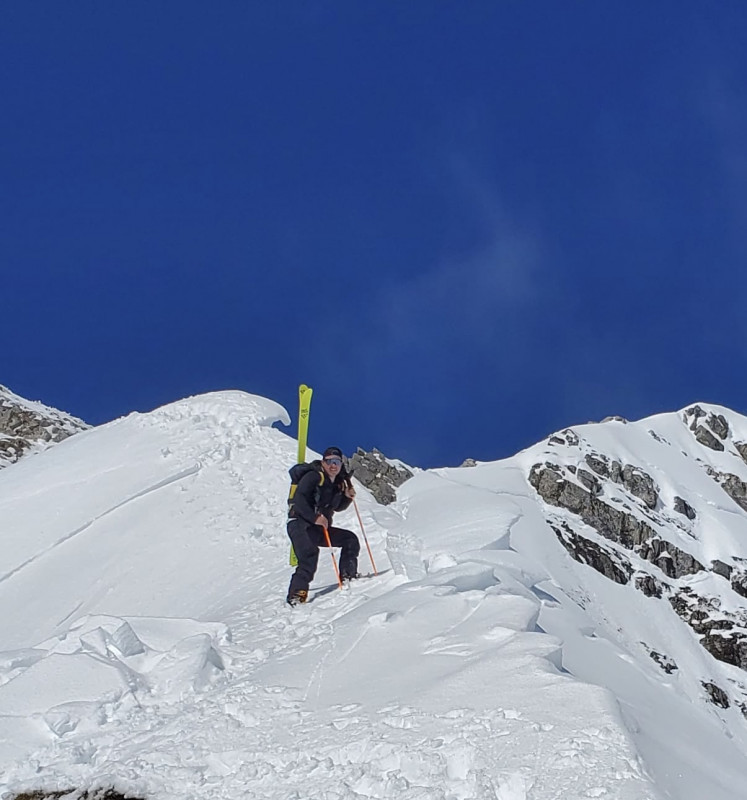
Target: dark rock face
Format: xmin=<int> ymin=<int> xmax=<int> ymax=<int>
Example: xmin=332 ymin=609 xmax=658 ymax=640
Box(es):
xmin=548 ymin=428 xmax=580 ymax=448
xmin=684 ymin=405 xmax=729 ymax=451
xmin=584 ymin=454 xmax=611 ymax=478
xmin=674 ymin=496 xmax=697 ymax=520
xmin=646 ymin=648 xmax=677 ymax=674
xmin=718 ymin=473 xmax=747 ymax=512
xmin=732 ymin=568 xmax=747 ymax=599
xmin=712 ymin=560 xmax=733 ymax=580
xmin=348 ymin=447 xmax=413 ymax=505
xmin=703 ymin=464 xmax=747 ymax=512
xmin=621 ymin=465 xmax=658 ymax=509
xmin=528 ymin=463 xmax=703 ymax=578
xmin=703 ymin=682 xmax=730 ymax=709
xmin=695 ymin=427 xmax=725 ymax=451
xmin=636 ymin=574 xmax=664 ymax=598
xmin=583 ymin=454 xmax=658 ymax=507
xmin=668 ymin=585 xmax=747 ymax=671
xmin=0 ymin=386 xmax=88 ymax=468
xmin=576 ymin=468 xmax=602 ymax=496
xmin=552 ymin=523 xmax=633 ymax=585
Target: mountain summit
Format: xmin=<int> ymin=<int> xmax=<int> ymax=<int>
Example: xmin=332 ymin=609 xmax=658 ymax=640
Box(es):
xmin=2 ymin=390 xmax=747 ymax=800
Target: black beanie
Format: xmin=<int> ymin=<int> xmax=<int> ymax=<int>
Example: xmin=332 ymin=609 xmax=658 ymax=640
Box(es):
xmin=323 ymin=446 xmax=343 ymax=458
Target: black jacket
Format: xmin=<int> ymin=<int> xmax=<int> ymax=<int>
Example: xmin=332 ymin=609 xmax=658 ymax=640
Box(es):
xmin=289 ymin=460 xmax=353 ymax=525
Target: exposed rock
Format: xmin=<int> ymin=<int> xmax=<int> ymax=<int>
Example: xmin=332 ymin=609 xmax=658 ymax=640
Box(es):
xmin=348 ymin=447 xmax=413 ymax=505
xmin=459 ymin=458 xmax=478 ymax=468
xmin=703 ymin=681 xmax=730 ymax=708
xmin=601 ymin=415 xmax=628 ymax=424
xmin=576 ymin=468 xmax=602 ymax=496
xmin=735 ymin=442 xmax=747 ymax=465
xmin=732 ymin=568 xmax=747 ymax=599
xmin=685 ymin=405 xmax=707 ymax=425
xmin=552 ymin=429 xmax=579 ymax=447
xmin=648 ymin=429 xmax=668 ymax=444
xmin=646 ymin=647 xmax=677 ymax=674
xmin=711 ymin=560 xmax=733 ymax=580
xmin=584 ymin=454 xmax=610 ymax=478
xmin=636 ymin=573 xmax=665 ymax=598
xmin=674 ymin=496 xmax=697 ymax=520
xmin=552 ymin=524 xmax=633 ymax=585
xmin=529 ymin=463 xmax=704 ymax=578
xmin=667 ymin=589 xmax=747 ymax=670
xmin=0 ymin=385 xmax=88 ymax=468
xmin=585 ymin=454 xmax=655 ymax=502
xmin=718 ymin=473 xmax=747 ymax=512
xmin=684 ymin=405 xmax=728 ymax=451
xmin=710 ymin=414 xmax=730 ymax=440
xmin=699 ymin=631 xmax=747 ymax=670
xmin=620 ymin=464 xmax=659 ymax=509
xmin=694 ymin=426 xmax=725 ymax=451
xmin=704 ymin=466 xmax=747 ymax=512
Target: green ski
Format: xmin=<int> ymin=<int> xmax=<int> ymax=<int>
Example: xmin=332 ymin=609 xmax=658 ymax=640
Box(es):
xmin=289 ymin=384 xmax=313 ymax=566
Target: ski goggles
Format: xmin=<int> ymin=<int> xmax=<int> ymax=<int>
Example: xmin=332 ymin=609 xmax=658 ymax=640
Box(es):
xmin=323 ymin=457 xmax=343 ymax=466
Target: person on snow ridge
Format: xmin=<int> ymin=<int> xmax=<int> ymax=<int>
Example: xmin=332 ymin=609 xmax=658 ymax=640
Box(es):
xmin=286 ymin=446 xmax=360 ymax=605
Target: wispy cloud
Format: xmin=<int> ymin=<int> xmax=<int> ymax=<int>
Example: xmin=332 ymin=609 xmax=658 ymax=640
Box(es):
xmin=367 ymin=155 xmax=549 ymax=369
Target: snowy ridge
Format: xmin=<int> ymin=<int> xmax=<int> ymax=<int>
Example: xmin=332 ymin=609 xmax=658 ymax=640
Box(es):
xmin=2 ymin=392 xmax=747 ymax=798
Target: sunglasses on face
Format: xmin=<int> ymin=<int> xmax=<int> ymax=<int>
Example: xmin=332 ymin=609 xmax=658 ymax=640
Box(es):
xmin=323 ymin=457 xmax=343 ymax=466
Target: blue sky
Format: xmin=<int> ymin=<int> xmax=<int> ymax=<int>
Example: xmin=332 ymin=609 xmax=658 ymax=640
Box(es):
xmin=3 ymin=2 xmax=747 ymax=467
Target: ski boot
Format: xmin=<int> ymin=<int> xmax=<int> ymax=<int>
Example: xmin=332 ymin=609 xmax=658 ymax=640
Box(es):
xmin=287 ymin=589 xmax=308 ymax=606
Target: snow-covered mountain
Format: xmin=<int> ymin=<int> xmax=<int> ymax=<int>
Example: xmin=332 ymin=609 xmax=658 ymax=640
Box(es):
xmin=3 ymin=390 xmax=747 ymax=800
xmin=0 ymin=385 xmax=88 ymax=469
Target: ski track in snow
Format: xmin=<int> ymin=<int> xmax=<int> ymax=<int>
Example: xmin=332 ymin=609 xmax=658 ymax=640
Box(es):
xmin=0 ymin=464 xmax=201 ymax=586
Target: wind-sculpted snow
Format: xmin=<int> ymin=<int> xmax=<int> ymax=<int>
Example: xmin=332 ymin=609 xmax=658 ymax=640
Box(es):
xmin=2 ymin=391 xmax=747 ymax=799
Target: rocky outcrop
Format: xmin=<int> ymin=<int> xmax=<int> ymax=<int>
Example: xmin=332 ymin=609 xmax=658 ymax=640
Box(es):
xmin=529 ymin=462 xmax=703 ymax=579
xmin=348 ymin=447 xmax=413 ymax=505
xmin=667 ymin=587 xmax=747 ymax=669
xmin=552 ymin=522 xmax=633 ymax=585
xmin=701 ymin=463 xmax=747 ymax=512
xmin=582 ymin=453 xmax=659 ymax=509
xmin=717 ymin=473 xmax=747 ymax=512
xmin=684 ymin=405 xmax=729 ymax=451
xmin=674 ymin=496 xmax=697 ymax=520
xmin=703 ymin=682 xmax=730 ymax=709
xmin=0 ymin=385 xmax=88 ymax=468
xmin=646 ymin=647 xmax=677 ymax=674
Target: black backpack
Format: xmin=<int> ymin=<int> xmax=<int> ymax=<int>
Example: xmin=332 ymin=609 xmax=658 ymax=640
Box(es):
xmin=287 ymin=462 xmax=324 ymax=517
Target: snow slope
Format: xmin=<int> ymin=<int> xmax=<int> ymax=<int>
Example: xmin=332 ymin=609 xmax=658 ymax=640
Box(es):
xmin=1 ymin=391 xmax=746 ymax=799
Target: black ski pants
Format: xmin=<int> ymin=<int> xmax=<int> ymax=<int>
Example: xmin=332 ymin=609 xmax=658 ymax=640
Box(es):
xmin=287 ymin=518 xmax=360 ymax=597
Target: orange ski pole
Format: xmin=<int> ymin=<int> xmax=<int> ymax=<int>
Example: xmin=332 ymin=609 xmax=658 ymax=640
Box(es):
xmin=323 ymin=526 xmax=343 ymax=589
xmin=353 ymin=498 xmax=378 ymax=575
